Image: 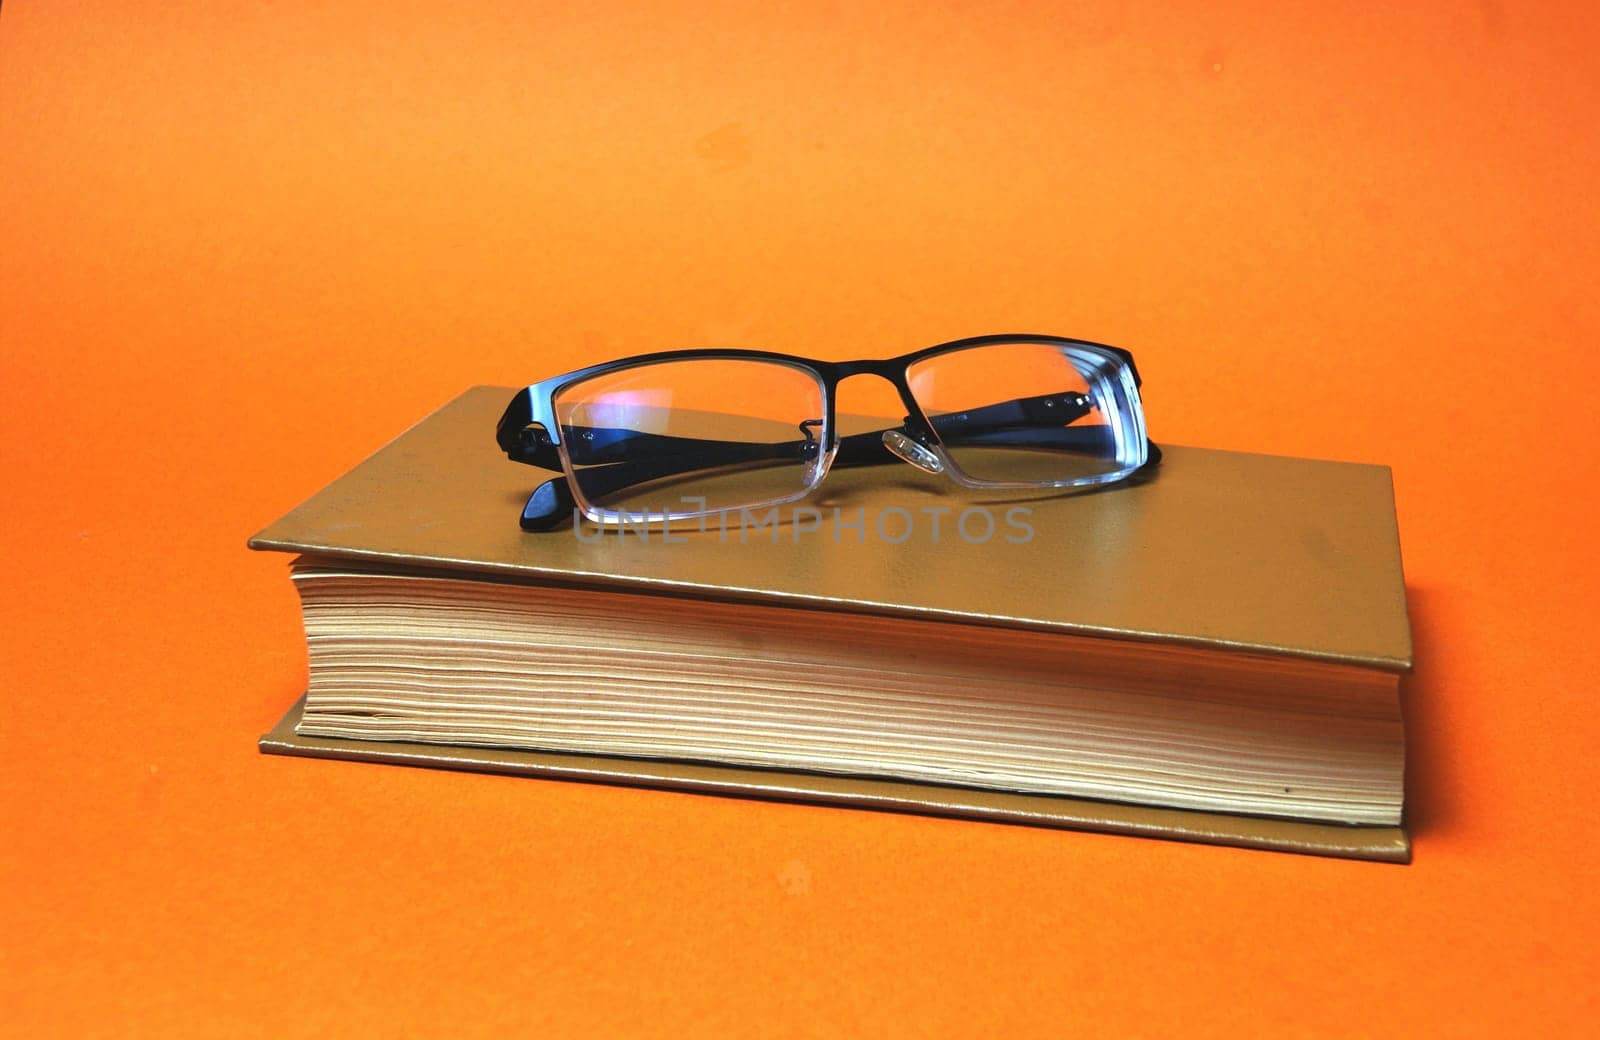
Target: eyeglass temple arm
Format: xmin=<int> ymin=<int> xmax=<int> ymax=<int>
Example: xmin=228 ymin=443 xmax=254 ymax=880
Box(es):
xmin=503 ymin=391 xmax=1144 ymax=530
xmin=512 ymin=423 xmax=907 ymax=531
xmin=500 ymin=390 xmax=1094 ymax=470
xmin=514 ymin=427 xmax=1160 ymax=531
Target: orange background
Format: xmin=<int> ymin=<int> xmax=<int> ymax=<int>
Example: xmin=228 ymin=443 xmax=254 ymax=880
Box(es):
xmin=4 ymin=2 xmax=1597 ymax=1035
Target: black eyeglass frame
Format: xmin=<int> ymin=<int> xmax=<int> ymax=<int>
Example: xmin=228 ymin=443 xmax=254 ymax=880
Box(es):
xmin=497 ymin=333 xmax=1159 ymax=530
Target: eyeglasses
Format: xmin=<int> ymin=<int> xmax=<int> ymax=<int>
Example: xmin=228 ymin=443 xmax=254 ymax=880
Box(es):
xmin=496 ymin=333 xmax=1159 ymax=530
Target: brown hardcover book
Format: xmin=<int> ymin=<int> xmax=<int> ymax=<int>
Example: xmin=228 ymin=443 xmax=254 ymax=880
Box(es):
xmin=250 ymin=386 xmax=1413 ymax=861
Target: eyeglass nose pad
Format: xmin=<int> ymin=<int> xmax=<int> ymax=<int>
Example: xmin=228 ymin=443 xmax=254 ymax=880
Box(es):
xmin=881 ymin=429 xmax=944 ymax=475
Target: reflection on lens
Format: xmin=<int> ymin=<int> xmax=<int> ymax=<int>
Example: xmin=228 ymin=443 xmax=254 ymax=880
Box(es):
xmin=553 ymin=358 xmax=827 ymax=518
xmin=906 ymin=341 xmax=1147 ymax=487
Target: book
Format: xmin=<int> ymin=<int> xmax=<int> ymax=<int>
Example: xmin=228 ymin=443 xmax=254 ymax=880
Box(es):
xmin=250 ymin=386 xmax=1413 ymax=861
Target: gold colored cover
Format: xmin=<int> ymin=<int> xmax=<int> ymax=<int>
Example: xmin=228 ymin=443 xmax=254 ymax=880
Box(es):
xmin=250 ymin=386 xmax=1413 ymax=860
xmin=261 ymin=698 xmax=1410 ymax=862
xmin=250 ymin=386 xmax=1412 ymax=670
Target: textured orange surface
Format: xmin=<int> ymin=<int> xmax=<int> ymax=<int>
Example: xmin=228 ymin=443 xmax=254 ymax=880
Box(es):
xmin=4 ymin=2 xmax=1597 ymax=1035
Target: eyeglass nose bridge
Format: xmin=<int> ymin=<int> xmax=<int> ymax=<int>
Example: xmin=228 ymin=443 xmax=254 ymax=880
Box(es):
xmin=822 ymin=365 xmax=951 ymax=479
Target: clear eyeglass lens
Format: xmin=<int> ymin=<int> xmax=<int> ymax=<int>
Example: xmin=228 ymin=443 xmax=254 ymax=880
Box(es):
xmin=552 ymin=358 xmax=827 ymax=517
xmin=905 ymin=342 xmax=1147 ymax=486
